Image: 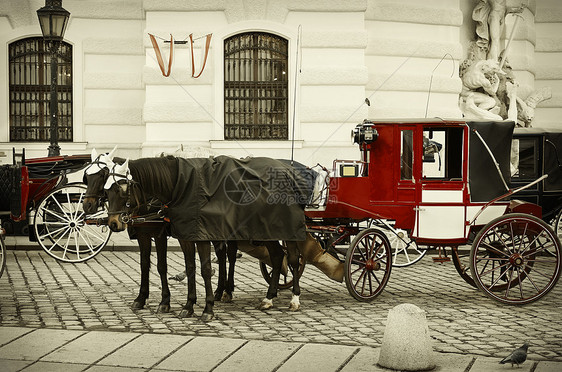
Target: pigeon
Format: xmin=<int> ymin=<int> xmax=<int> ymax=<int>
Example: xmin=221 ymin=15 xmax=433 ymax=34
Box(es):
xmin=499 ymin=342 xmax=529 ymax=367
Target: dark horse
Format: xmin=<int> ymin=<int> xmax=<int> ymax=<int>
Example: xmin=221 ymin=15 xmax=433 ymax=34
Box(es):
xmin=104 ymin=156 xmax=304 ymax=316
xmin=83 ymin=152 xmax=240 ymax=306
xmin=83 ymin=150 xmax=171 ymax=313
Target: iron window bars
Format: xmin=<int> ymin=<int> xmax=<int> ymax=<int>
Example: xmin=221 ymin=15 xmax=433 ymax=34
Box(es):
xmin=224 ymin=32 xmax=288 ymax=140
xmin=9 ymin=37 xmax=73 ymax=142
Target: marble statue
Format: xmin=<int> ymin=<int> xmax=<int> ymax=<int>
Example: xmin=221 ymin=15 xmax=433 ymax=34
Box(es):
xmin=459 ymin=1 xmax=550 ymax=127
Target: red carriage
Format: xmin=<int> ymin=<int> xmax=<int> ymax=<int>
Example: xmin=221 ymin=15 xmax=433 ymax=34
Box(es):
xmin=0 ymin=150 xmax=111 ymax=269
xmin=305 ymin=119 xmax=561 ymax=305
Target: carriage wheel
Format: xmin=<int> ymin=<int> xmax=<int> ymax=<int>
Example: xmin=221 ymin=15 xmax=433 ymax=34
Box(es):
xmin=260 ymin=254 xmax=305 ymax=290
xmin=383 ymin=229 xmax=427 ymax=267
xmin=0 ymin=228 xmax=6 ymax=278
xmin=34 ymin=183 xmax=111 ymax=263
xmin=344 ymin=228 xmax=392 ymax=302
xmin=552 ymin=209 xmax=562 ymax=256
xmin=470 ymin=213 xmax=561 ymax=304
xmin=452 ymin=245 xmax=477 ymax=288
xmin=452 ymin=239 xmax=527 ymax=290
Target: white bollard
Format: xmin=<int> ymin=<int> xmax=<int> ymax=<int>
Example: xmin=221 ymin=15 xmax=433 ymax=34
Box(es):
xmin=378 ymin=303 xmax=435 ymax=371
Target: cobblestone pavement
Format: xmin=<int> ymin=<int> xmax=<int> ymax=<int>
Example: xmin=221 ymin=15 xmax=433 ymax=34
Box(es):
xmin=1 ymin=248 xmax=561 ymax=363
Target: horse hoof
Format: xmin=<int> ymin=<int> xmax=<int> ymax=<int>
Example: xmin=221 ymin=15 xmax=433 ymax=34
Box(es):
xmin=131 ymin=301 xmax=145 ymax=310
xmin=214 ymin=292 xmax=223 ymax=302
xmin=201 ymin=312 xmax=214 ymax=322
xmin=158 ymin=304 xmax=170 ymax=313
xmin=289 ymin=302 xmax=300 ymax=312
xmin=179 ymin=309 xmax=194 ymax=318
xmin=221 ymin=292 xmax=233 ymax=303
xmin=289 ymin=295 xmax=300 ymax=312
xmin=259 ymin=299 xmax=273 ymax=311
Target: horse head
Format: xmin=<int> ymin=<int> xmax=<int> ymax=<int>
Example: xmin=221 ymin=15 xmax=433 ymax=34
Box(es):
xmin=83 ymin=147 xmax=116 ymax=214
xmin=104 ymin=159 xmax=134 ymax=232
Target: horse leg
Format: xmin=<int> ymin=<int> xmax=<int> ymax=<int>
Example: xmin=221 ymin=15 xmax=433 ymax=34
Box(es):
xmin=286 ymin=242 xmax=301 ymax=311
xmin=179 ymin=240 xmax=196 ymax=318
xmin=132 ymin=231 xmax=151 ymax=310
xmin=197 ymin=241 xmax=215 ymax=322
xmin=212 ymin=241 xmax=227 ymax=301
xmin=155 ymin=231 xmax=170 ymax=313
xmin=260 ymin=241 xmax=284 ymax=310
xmin=224 ymin=241 xmax=238 ymax=302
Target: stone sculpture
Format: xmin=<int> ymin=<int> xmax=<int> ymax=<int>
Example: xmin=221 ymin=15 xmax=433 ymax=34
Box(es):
xmin=459 ymin=1 xmax=549 ymax=127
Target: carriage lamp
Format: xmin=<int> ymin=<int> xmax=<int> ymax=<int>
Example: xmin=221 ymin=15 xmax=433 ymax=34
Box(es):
xmin=37 ymin=0 xmax=70 ymax=157
xmin=352 ymin=122 xmax=378 ymax=145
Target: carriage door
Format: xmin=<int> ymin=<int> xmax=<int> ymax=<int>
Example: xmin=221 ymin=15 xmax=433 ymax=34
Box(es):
xmin=397 ymin=127 xmax=417 ymax=204
xmin=414 ymin=126 xmax=466 ymax=240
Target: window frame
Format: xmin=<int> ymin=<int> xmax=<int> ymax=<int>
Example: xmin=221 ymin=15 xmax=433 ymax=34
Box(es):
xmin=8 ymin=37 xmax=73 ymax=143
xmin=223 ymin=31 xmax=289 ymax=141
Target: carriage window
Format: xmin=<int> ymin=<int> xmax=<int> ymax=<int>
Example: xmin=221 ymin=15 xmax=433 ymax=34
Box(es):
xmin=224 ymin=32 xmax=288 ymax=140
xmin=511 ymin=138 xmax=538 ymax=180
xmin=422 ymin=127 xmax=463 ymax=180
xmin=9 ymin=37 xmax=73 ymax=142
xmin=400 ymin=130 xmax=413 ymax=181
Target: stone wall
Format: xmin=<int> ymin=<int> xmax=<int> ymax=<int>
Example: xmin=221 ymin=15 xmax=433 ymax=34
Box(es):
xmin=0 ymin=0 xmax=560 ymax=164
xmin=535 ymin=0 xmax=562 ymax=128
xmin=365 ymin=0 xmax=463 ymax=119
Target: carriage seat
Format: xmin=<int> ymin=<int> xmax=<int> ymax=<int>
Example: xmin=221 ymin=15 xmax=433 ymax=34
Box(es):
xmin=305 ymin=165 xmax=329 ymax=211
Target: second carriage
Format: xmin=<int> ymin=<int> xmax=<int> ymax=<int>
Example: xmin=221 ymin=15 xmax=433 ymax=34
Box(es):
xmin=0 ymin=150 xmax=111 ymax=265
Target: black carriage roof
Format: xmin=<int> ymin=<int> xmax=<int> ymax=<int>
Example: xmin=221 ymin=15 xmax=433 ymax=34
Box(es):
xmin=514 ymin=127 xmax=562 ymax=136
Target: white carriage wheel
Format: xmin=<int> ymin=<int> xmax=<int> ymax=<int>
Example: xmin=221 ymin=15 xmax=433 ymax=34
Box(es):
xmin=0 ymin=228 xmax=6 ymax=278
xmin=34 ymin=183 xmax=111 ymax=263
xmin=384 ymin=229 xmax=427 ymax=267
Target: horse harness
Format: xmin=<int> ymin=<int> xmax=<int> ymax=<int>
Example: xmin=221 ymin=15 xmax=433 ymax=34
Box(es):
xmin=106 ymin=167 xmax=169 ymax=226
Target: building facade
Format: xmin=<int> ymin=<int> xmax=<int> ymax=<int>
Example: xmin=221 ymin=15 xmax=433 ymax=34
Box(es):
xmin=0 ymin=0 xmax=560 ymax=167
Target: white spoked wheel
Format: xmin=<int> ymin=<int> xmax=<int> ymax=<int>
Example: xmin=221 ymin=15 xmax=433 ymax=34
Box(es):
xmin=34 ymin=183 xmax=111 ymax=263
xmin=0 ymin=227 xmax=6 ymax=278
xmin=384 ymin=229 xmax=427 ymax=267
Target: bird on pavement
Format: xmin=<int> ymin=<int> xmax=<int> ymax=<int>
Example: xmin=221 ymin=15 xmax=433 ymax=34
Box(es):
xmin=499 ymin=342 xmax=529 ymax=367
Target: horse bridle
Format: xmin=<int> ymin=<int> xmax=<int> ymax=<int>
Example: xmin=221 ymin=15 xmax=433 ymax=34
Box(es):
xmin=106 ymin=168 xmax=166 ymax=225
xmin=83 ymin=155 xmax=112 ymax=199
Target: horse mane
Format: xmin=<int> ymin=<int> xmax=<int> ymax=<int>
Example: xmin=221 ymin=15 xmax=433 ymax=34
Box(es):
xmin=129 ymin=156 xmax=178 ymax=201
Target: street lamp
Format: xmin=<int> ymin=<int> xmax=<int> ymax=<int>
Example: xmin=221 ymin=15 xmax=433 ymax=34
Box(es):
xmin=37 ymin=0 xmax=70 ymax=157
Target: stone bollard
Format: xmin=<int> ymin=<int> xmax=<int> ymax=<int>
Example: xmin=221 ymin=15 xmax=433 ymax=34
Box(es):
xmin=378 ymin=303 xmax=435 ymax=371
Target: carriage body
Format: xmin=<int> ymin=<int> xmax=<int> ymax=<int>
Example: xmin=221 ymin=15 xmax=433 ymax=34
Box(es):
xmin=1 ymin=154 xmax=90 ymax=222
xmin=306 ymin=119 xmax=535 ymax=245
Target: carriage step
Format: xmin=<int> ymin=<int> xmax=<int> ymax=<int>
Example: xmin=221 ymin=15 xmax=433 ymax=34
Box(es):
xmin=431 ymin=246 xmax=450 ymax=263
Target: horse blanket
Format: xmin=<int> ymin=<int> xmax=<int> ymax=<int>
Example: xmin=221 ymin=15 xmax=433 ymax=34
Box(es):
xmin=164 ymin=156 xmax=317 ymax=241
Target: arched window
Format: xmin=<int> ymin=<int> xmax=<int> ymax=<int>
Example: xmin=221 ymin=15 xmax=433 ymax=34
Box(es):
xmin=224 ymin=32 xmax=288 ymax=140
xmin=9 ymin=37 xmax=73 ymax=142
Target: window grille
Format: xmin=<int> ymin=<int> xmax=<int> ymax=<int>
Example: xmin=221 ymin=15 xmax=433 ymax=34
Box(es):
xmin=9 ymin=37 xmax=73 ymax=142
xmin=224 ymin=32 xmax=288 ymax=140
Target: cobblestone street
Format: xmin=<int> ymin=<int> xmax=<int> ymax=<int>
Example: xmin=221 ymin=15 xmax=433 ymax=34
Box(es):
xmin=1 ymin=248 xmax=561 ymax=363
